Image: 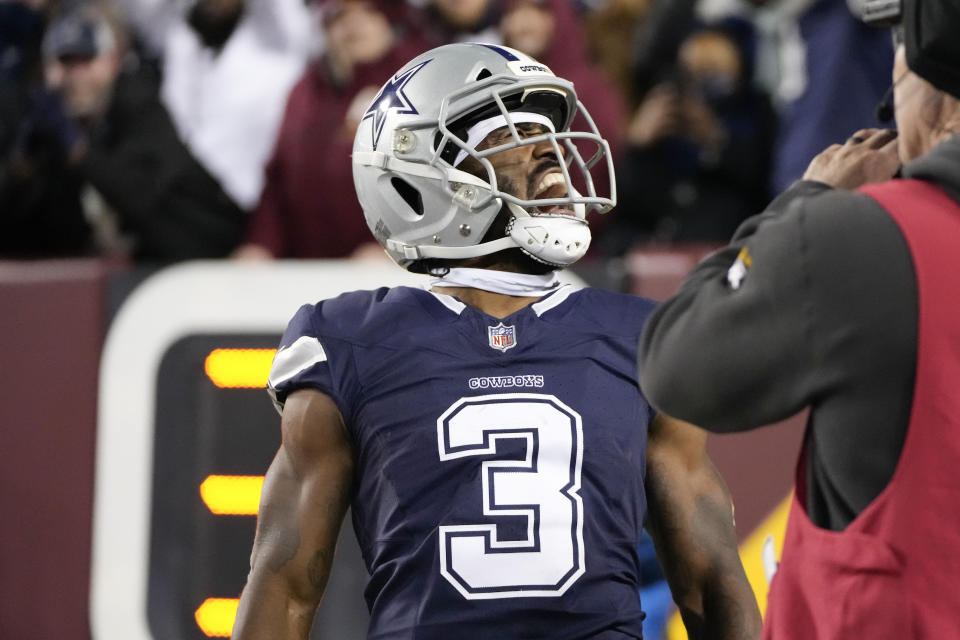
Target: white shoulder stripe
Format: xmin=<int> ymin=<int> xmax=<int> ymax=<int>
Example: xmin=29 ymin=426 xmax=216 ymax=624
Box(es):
xmin=268 ymin=335 xmax=328 ymax=388
xmin=532 ymin=284 xmax=581 ymax=316
xmin=427 ymin=290 xmax=467 ymax=314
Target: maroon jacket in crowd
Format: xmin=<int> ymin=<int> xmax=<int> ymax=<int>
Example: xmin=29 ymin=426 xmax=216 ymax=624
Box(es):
xmin=243 ymin=36 xmax=429 ymax=258
xmin=509 ymin=0 xmax=625 ymax=241
xmin=531 ymin=0 xmax=624 ymax=159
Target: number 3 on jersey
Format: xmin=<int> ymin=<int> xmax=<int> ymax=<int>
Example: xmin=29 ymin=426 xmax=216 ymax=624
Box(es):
xmin=436 ymin=393 xmax=585 ymax=599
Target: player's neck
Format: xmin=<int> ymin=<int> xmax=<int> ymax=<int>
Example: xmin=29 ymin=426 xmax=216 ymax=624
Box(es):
xmin=431 ymin=286 xmax=541 ymax=319
xmin=429 ymin=266 xmax=559 ymax=317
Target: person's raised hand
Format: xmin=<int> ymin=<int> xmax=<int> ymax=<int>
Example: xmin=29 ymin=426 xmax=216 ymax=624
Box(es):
xmin=627 ymin=84 xmax=682 ymax=148
xmin=802 ymin=128 xmax=900 ymax=189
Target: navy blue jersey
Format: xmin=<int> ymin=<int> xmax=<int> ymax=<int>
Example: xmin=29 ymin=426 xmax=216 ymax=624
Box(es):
xmin=267 ymin=284 xmax=659 ymax=639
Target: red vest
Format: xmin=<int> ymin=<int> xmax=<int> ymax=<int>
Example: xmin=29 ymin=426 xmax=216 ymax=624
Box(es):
xmin=762 ymin=179 xmax=960 ymax=639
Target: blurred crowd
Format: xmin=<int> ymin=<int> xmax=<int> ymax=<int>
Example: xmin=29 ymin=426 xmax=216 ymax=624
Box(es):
xmin=0 ymin=0 xmax=894 ymax=263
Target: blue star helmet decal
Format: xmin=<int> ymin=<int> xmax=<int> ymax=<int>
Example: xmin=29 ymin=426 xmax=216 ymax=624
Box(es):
xmin=362 ymin=59 xmax=432 ymax=149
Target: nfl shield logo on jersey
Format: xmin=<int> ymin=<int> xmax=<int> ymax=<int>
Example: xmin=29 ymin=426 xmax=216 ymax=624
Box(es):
xmin=487 ymin=323 xmax=517 ymax=352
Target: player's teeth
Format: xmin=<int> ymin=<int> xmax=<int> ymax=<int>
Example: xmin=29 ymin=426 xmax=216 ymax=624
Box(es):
xmin=536 ymin=173 xmax=565 ymax=196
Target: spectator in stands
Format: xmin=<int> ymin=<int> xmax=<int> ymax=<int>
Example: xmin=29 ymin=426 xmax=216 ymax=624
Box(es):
xmin=1 ymin=0 xmax=49 ymax=86
xmin=499 ymin=0 xmax=624 ymax=151
xmin=0 ymin=3 xmax=246 ymax=260
xmin=413 ymin=0 xmax=501 ymax=45
xmin=629 ymin=0 xmax=694 ymax=102
xmin=0 ymin=0 xmax=51 ymax=176
xmin=634 ymin=0 xmax=891 ymax=194
xmin=498 ymin=0 xmax=625 ymax=249
xmin=607 ymin=19 xmax=775 ymax=252
xmin=746 ymin=0 xmax=894 ymax=192
xmin=233 ymin=0 xmax=430 ymax=260
xmin=121 ymin=0 xmax=314 ymax=212
xmin=582 ymin=0 xmax=652 ymax=107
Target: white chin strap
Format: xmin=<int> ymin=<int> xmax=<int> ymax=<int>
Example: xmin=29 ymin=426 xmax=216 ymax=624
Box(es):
xmin=505 ymin=202 xmax=591 ymax=266
xmin=385 ymin=205 xmax=591 ymax=267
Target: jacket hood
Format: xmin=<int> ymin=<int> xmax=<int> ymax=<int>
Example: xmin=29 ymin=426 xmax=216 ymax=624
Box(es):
xmin=903 ymin=134 xmax=960 ymax=203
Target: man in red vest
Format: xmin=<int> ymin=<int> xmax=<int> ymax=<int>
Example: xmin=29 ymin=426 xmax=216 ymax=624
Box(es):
xmin=638 ymin=0 xmax=960 ymax=636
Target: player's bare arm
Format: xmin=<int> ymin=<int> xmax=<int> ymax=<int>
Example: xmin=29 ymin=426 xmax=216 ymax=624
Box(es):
xmin=644 ymin=414 xmax=760 ymax=640
xmin=233 ymin=389 xmax=354 ymax=639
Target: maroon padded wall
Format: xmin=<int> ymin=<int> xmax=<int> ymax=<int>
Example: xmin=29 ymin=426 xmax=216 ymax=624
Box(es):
xmin=0 ymin=260 xmax=108 ymax=640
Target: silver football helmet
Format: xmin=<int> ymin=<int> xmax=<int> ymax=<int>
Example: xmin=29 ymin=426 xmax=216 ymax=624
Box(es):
xmin=352 ymin=42 xmax=616 ymax=272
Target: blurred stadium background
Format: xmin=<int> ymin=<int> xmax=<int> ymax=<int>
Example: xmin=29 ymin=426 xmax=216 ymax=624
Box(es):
xmin=1 ymin=0 xmax=893 ymax=635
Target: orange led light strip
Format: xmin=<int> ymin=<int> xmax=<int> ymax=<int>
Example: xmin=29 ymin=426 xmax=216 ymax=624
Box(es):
xmin=196 ymin=349 xmax=275 ymax=636
xmin=195 ymin=598 xmax=240 ymax=637
xmin=204 ymin=348 xmax=276 ymax=388
xmin=200 ymin=475 xmax=264 ymax=516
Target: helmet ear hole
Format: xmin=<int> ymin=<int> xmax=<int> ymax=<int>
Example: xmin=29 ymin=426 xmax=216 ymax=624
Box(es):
xmin=391 ymin=177 xmax=424 ymax=217
xmin=475 ymin=68 xmax=492 ymax=81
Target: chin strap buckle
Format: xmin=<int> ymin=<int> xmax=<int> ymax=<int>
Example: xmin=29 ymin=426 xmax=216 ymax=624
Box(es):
xmin=508 ymin=213 xmax=591 ymax=267
xmin=386 ymin=239 xmax=422 ymax=260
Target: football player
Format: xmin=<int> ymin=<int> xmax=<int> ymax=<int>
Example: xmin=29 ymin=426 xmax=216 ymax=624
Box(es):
xmin=233 ymin=43 xmax=760 ymax=639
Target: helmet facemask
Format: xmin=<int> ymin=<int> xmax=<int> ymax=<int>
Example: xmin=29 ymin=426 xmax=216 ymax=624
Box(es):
xmin=438 ymin=84 xmax=615 ymax=267
xmin=438 ymin=82 xmax=614 ymax=220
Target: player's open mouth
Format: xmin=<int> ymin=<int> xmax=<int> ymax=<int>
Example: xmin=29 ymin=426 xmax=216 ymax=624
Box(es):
xmin=533 ymin=172 xmax=573 ymax=215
